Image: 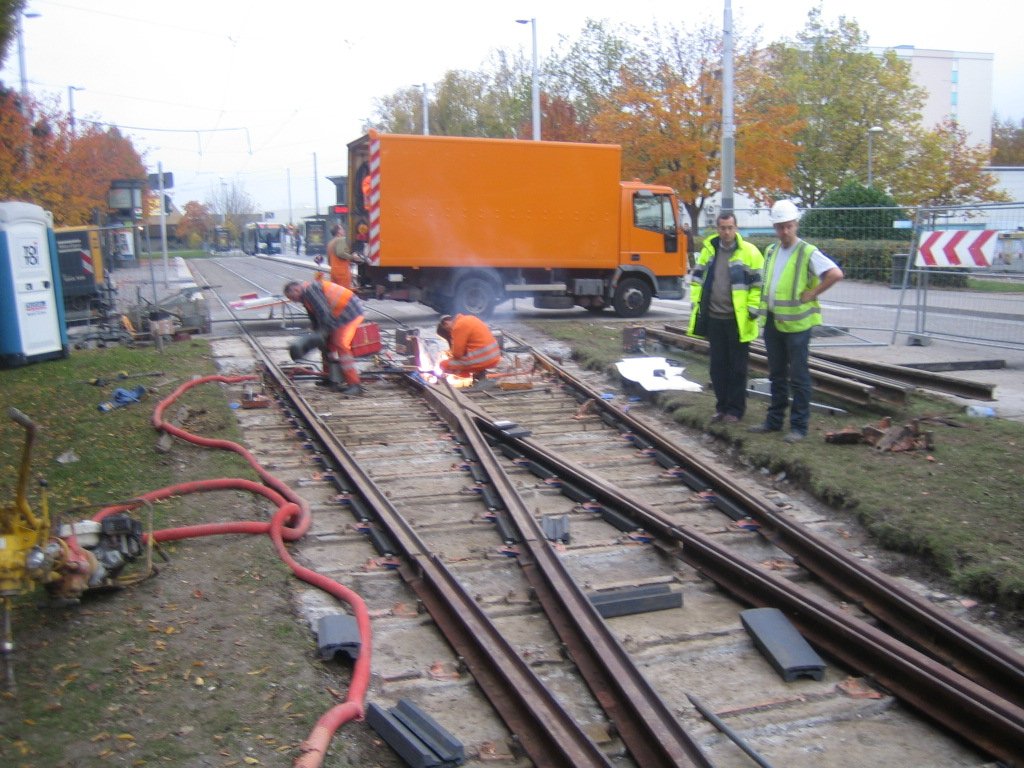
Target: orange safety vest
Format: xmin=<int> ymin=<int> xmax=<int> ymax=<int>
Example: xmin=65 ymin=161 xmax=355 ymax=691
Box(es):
xmin=441 ymin=314 xmax=501 ymax=375
xmin=327 ymin=235 xmax=351 ymax=289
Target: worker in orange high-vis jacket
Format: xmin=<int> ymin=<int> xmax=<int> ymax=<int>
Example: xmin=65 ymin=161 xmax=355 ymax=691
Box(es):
xmin=284 ymin=280 xmax=365 ymax=395
xmin=436 ymin=314 xmax=501 ymax=380
xmin=325 ymin=223 xmax=360 ymax=290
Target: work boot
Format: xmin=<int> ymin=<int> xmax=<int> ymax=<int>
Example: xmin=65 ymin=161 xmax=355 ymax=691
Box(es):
xmin=289 ymin=333 xmax=324 ymax=361
xmin=326 ymin=361 xmax=345 ymax=390
xmin=341 ymin=384 xmax=365 ymax=396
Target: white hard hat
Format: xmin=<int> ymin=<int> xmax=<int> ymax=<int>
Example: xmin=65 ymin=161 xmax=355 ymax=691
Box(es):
xmin=769 ymin=199 xmax=801 ymax=224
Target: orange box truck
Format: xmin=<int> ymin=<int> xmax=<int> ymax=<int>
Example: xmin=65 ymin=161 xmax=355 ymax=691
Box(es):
xmin=346 ymin=131 xmax=686 ymax=318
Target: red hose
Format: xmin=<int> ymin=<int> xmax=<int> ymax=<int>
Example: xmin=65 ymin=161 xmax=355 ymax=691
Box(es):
xmin=94 ymin=374 xmax=372 ymax=768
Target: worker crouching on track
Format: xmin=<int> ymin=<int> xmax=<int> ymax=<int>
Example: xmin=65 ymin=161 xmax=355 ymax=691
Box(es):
xmin=436 ymin=314 xmax=501 ymax=381
xmin=284 ymin=280 xmax=365 ymax=395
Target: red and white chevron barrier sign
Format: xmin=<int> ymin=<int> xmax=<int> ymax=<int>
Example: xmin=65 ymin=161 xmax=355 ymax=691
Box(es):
xmin=915 ymin=230 xmax=998 ymax=268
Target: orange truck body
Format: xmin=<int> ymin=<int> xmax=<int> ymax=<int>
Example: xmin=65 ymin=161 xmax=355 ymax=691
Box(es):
xmin=346 ymin=131 xmax=686 ymax=317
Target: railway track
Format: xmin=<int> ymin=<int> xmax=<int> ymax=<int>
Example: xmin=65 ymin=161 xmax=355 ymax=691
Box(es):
xmin=189 ymin=257 xmax=1024 ymax=766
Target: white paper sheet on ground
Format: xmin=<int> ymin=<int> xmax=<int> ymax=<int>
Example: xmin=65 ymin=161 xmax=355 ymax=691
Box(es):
xmin=615 ymin=357 xmax=702 ymax=392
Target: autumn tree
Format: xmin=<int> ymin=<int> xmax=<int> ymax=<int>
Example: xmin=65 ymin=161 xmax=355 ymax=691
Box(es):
xmin=992 ymin=115 xmax=1024 ymax=166
xmin=518 ymin=94 xmax=591 ymax=143
xmin=890 ymin=118 xmax=1009 ymax=208
xmin=176 ymin=200 xmax=216 ymax=247
xmin=592 ymin=23 xmax=801 ymax=228
xmin=544 ymin=19 xmax=638 ymax=134
xmin=0 ymin=85 xmax=145 ymax=226
xmin=207 ymin=179 xmax=257 ymax=240
xmin=765 ymin=8 xmax=925 ymax=206
xmin=0 ymin=1 xmax=27 ymax=65
xmin=369 ymin=51 xmax=533 ymax=139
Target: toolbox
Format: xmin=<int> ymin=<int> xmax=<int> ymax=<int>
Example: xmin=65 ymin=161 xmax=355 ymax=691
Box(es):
xmin=352 ymin=322 xmax=382 ymax=357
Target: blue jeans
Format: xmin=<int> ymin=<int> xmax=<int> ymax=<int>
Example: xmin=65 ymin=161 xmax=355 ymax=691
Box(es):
xmin=762 ymin=317 xmax=812 ymax=434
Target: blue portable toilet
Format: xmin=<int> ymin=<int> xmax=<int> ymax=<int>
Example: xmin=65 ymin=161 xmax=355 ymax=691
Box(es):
xmin=0 ymin=201 xmax=69 ymax=367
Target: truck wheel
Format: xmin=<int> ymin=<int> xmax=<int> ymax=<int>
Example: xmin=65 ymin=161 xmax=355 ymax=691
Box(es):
xmin=612 ymin=277 xmax=652 ymax=318
xmin=452 ymin=276 xmax=497 ymax=318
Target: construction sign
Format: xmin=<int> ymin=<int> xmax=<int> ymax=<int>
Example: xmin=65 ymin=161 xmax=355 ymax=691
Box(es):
xmin=915 ymin=230 xmax=998 ymax=268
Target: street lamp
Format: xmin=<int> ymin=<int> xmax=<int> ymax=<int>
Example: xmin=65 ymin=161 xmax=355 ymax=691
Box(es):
xmin=515 ymin=18 xmax=540 ymax=141
xmin=867 ymin=125 xmax=884 ymax=187
xmin=420 ymin=83 xmax=429 ymax=135
xmin=68 ymin=85 xmax=84 ymax=134
xmin=15 ymin=9 xmax=41 ymax=117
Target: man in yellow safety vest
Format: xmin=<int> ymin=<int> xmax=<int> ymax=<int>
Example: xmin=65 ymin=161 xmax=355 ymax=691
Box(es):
xmin=748 ymin=200 xmax=843 ymax=443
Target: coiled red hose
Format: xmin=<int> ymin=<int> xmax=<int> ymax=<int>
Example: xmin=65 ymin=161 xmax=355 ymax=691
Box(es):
xmin=94 ymin=375 xmax=372 ymax=768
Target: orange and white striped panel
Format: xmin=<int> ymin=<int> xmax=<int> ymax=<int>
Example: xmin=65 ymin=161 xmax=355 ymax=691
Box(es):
xmin=366 ymin=137 xmax=382 ymax=266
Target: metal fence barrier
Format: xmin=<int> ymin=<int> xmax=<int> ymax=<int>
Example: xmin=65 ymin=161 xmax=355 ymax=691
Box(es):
xmin=718 ymin=204 xmax=1024 ymax=351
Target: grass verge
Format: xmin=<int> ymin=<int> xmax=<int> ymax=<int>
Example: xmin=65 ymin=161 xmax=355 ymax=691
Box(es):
xmin=1 ymin=342 xmax=386 ymax=767
xmin=526 ymin=318 xmax=1024 ymax=616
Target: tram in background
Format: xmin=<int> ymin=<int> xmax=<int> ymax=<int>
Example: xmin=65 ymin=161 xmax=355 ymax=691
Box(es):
xmin=212 ymin=226 xmax=232 ymax=252
xmin=241 ymin=222 xmax=285 ymax=255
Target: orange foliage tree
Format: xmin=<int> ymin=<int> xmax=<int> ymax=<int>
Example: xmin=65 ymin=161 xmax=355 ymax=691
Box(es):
xmin=518 ymin=94 xmax=592 ymax=143
xmin=176 ymin=200 xmax=216 ymax=245
xmin=592 ymin=24 xmax=801 ymax=228
xmin=0 ymin=86 xmax=145 ymax=226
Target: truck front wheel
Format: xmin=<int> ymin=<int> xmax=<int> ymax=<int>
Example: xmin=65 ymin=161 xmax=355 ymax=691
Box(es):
xmin=451 ymin=275 xmax=497 ymax=318
xmin=612 ymin=277 xmax=652 ymax=318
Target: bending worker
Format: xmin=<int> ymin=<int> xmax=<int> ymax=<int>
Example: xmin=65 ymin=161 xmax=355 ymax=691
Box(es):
xmin=284 ymin=279 xmax=365 ymax=395
xmin=436 ymin=314 xmax=501 ymax=380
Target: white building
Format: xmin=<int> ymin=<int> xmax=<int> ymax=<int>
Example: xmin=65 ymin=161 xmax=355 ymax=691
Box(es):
xmin=873 ymin=45 xmax=994 ymax=147
xmin=989 ymin=167 xmax=1024 ymax=205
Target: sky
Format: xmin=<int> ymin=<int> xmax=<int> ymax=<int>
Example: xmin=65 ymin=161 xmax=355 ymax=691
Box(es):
xmin=3 ymin=0 xmax=1022 ymax=220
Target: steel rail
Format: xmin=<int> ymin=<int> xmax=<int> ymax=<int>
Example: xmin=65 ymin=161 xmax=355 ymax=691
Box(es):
xmin=648 ymin=326 xmax=912 ymax=406
xmin=249 ymin=342 xmax=616 ymax=768
xmin=426 ymin=381 xmax=713 ymax=768
xmin=505 ymin=331 xmax=1024 ymax=711
xmin=473 ymin=415 xmax=1024 ymax=765
xmin=809 ymin=349 xmax=998 ymax=401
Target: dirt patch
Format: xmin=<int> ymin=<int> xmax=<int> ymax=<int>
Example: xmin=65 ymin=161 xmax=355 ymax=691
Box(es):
xmin=1 ymin=447 xmax=401 ymax=767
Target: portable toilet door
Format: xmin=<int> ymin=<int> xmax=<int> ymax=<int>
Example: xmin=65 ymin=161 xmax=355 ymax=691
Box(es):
xmin=0 ymin=201 xmax=69 ymax=367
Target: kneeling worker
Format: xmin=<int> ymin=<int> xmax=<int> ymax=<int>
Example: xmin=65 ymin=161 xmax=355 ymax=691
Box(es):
xmin=436 ymin=314 xmax=501 ymax=380
xmin=284 ymin=279 xmax=365 ymax=395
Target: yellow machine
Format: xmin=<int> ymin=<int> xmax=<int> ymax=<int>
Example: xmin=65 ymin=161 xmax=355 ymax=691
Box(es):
xmin=1 ymin=408 xmax=152 ymax=690
xmin=1 ymin=408 xmax=52 ymax=688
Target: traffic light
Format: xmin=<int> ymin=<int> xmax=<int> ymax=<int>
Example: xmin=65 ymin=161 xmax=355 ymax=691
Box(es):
xmin=330 ymin=205 xmax=348 ymax=215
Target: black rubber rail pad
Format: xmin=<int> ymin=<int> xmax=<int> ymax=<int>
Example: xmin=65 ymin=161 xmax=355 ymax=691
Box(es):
xmin=366 ymin=699 xmax=465 ymax=767
xmin=393 ymin=698 xmax=465 ymax=765
xmin=588 ymin=583 xmax=682 ymax=619
xmin=541 ymin=514 xmax=571 ymax=544
xmin=740 ymin=607 xmax=826 ymax=682
xmin=316 ymin=614 xmax=361 ymax=661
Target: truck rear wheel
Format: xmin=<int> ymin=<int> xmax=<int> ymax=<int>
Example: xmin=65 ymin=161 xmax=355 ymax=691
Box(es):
xmin=612 ymin=277 xmax=652 ymax=318
xmin=451 ymin=275 xmax=497 ymax=318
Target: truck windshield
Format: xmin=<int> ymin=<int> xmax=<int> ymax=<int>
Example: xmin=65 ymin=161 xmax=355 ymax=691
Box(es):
xmin=634 ymin=194 xmax=677 ymax=233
